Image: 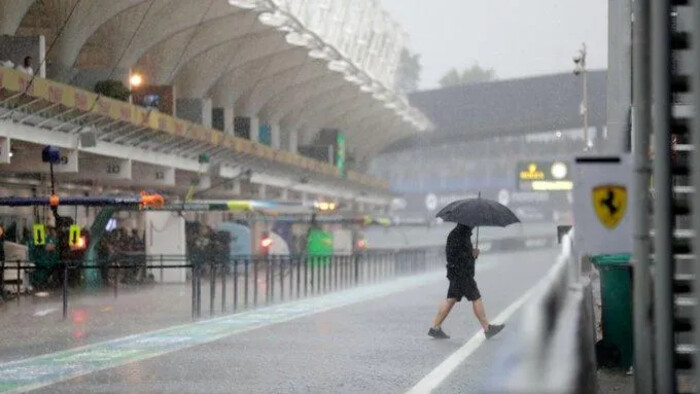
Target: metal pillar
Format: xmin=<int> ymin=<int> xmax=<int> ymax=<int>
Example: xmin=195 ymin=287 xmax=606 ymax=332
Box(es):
xmin=651 ymin=0 xmax=676 ymax=391
xmin=607 ymin=0 xmax=633 ymax=153
xmin=631 ymin=0 xmax=654 ymax=390
xmin=692 ymin=0 xmax=700 ymax=389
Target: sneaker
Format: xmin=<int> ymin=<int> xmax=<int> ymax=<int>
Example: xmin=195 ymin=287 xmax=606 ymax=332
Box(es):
xmin=428 ymin=327 xmax=450 ymax=339
xmin=485 ymin=324 xmax=504 ymax=339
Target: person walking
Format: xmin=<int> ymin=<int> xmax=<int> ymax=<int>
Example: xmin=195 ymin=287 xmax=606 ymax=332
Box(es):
xmin=428 ymin=224 xmax=504 ymax=340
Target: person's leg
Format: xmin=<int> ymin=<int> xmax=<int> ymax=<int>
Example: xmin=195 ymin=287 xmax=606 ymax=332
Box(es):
xmin=471 ymin=298 xmax=490 ymax=331
xmin=433 ymin=298 xmax=457 ymax=327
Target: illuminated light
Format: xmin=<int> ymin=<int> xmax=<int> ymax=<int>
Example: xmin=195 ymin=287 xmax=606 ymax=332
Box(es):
xmin=376 ymin=218 xmax=391 ymax=227
xmin=551 ymin=162 xmax=568 ymax=180
xmin=129 ymin=73 xmax=143 ymax=88
xmin=531 ymin=181 xmax=574 ymax=191
xmin=71 ymin=235 xmax=87 ymax=250
xmin=8 ymin=152 xmax=13 ymax=158
xmin=357 ymin=240 xmax=367 ymax=249
xmin=227 ymin=200 xmax=253 ymax=212
xmin=519 ymin=163 xmax=545 ymax=181
xmin=314 ymin=201 xmax=337 ymax=211
xmin=140 ymin=192 xmax=165 ymax=208
xmin=261 ymin=238 xmax=273 ymax=248
xmin=72 ymin=309 xmax=88 ymax=325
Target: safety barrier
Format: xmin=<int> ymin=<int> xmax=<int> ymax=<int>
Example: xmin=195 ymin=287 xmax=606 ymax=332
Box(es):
xmin=484 ymin=230 xmax=598 ymax=394
xmin=0 ymin=248 xmax=444 ymax=321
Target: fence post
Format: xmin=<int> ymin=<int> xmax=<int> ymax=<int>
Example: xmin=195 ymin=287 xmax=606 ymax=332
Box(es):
xmin=221 ymin=260 xmax=227 ymax=314
xmin=16 ymin=259 xmax=21 ymax=297
xmin=159 ymin=254 xmax=164 ymax=283
xmin=244 ymin=258 xmax=249 ymax=309
xmin=233 ymin=259 xmax=239 ymax=312
xmin=253 ymin=257 xmax=258 ymax=307
xmin=280 ymin=256 xmax=286 ymax=302
xmin=196 ymin=263 xmax=202 ymax=318
xmin=334 ymin=256 xmax=338 ymax=291
xmin=210 ymin=263 xmax=216 ymax=316
xmin=191 ymin=264 xmax=196 ymax=320
xmin=62 ymin=262 xmax=68 ymax=320
xmin=113 ymin=261 xmax=118 ymax=299
xmin=323 ymin=256 xmax=328 ymax=293
xmin=304 ymin=255 xmax=308 ymax=297
xmin=270 ymin=256 xmax=274 ymax=302
xmin=310 ymin=256 xmax=315 ymax=295
xmin=354 ymin=254 xmax=360 ymax=285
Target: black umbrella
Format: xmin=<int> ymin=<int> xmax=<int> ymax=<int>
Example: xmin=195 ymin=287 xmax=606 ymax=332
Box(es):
xmin=435 ymin=194 xmax=520 ymax=246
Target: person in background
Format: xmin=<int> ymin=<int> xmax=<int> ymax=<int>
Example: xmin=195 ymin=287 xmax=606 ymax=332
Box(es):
xmin=129 ymin=229 xmax=146 ymax=283
xmin=15 ymin=56 xmax=33 ymax=76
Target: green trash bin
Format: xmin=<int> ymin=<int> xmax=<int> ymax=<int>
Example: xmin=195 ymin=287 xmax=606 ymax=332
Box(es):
xmin=591 ymin=253 xmax=634 ymax=370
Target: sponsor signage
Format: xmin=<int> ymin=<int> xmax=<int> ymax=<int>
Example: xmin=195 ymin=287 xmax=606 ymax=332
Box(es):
xmin=517 ymin=161 xmax=573 ymax=191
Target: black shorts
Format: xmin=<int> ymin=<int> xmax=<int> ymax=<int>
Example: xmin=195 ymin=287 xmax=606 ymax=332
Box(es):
xmin=447 ymin=276 xmax=481 ymax=302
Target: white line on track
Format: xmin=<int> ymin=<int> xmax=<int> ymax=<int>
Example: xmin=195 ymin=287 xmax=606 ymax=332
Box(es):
xmin=406 ymin=285 xmax=538 ymax=394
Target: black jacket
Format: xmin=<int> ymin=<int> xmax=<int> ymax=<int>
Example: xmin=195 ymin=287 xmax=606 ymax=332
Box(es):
xmin=445 ymin=225 xmax=475 ymax=279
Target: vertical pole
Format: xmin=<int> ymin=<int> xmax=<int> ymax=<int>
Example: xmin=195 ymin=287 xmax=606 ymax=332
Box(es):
xmin=304 ymin=255 xmax=308 ymax=297
xmin=310 ymin=257 xmax=315 ymax=295
xmin=244 ymin=259 xmax=249 ymax=309
xmin=281 ymin=256 xmax=286 ymax=302
xmin=334 ymin=256 xmax=338 ymax=290
xmin=296 ymin=256 xmax=301 ymax=298
xmin=288 ymin=256 xmax=293 ymax=300
xmin=196 ymin=264 xmax=202 ymax=318
xmin=253 ymin=257 xmax=258 ymax=307
xmin=16 ymin=260 xmax=21 ymax=297
xmin=651 ymin=0 xmax=676 ymax=391
xmin=632 ymin=0 xmax=654 ymax=389
xmin=608 ymin=0 xmax=633 ymax=154
xmin=354 ymin=254 xmax=359 ymax=285
xmin=268 ymin=256 xmax=274 ymax=305
xmin=323 ymin=257 xmax=327 ymax=293
xmin=221 ymin=261 xmax=227 ymax=314
xmin=234 ymin=259 xmax=239 ymax=312
xmin=210 ymin=263 xmax=215 ymax=316
xmin=191 ymin=265 xmax=196 ymax=320
xmin=692 ymin=0 xmax=700 ymax=388
xmin=114 ymin=263 xmax=118 ymax=299
xmin=62 ymin=262 xmax=68 ymax=320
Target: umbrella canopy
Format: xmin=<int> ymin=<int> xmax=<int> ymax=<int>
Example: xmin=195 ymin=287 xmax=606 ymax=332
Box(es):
xmin=435 ymin=198 xmax=520 ymax=228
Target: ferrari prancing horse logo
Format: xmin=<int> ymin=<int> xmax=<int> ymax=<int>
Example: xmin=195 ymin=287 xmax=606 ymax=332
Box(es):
xmin=592 ymin=185 xmax=627 ymax=229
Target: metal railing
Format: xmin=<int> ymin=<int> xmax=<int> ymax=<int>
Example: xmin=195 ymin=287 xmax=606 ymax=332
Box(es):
xmin=485 ymin=230 xmax=598 ymax=394
xmin=1 ymin=248 xmax=444 ymax=321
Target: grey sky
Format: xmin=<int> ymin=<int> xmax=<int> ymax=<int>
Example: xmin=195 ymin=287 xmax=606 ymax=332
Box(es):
xmin=381 ymin=0 xmax=608 ymax=90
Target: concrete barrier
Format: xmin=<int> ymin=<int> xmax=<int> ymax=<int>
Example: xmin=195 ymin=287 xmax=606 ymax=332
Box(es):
xmin=484 ymin=230 xmax=598 ymax=394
